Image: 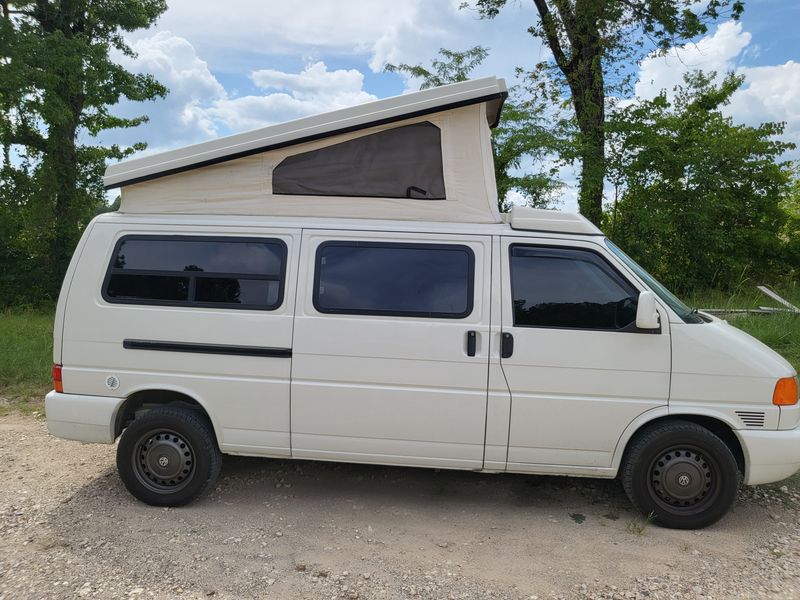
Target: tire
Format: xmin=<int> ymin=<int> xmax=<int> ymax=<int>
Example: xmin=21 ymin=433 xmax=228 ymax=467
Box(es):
xmin=117 ymin=406 xmax=222 ymax=507
xmin=621 ymin=420 xmax=740 ymax=529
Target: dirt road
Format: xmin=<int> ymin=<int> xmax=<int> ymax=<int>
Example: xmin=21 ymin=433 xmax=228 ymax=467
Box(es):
xmin=1 ymin=414 xmax=799 ymax=599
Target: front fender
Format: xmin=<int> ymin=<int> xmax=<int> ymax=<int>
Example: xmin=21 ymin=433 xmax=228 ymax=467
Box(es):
xmin=610 ymin=405 xmax=669 ymax=474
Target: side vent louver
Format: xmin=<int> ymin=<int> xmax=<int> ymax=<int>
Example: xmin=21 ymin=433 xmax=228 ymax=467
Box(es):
xmin=735 ymin=411 xmax=766 ymax=428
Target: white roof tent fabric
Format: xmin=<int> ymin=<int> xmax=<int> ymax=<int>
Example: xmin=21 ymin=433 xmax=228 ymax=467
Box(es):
xmin=107 ymin=77 xmax=508 ymax=224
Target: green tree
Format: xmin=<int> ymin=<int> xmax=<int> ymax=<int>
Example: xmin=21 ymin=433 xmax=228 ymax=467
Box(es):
xmin=385 ymin=46 xmax=490 ymax=89
xmin=386 ymin=47 xmax=565 ymax=211
xmin=605 ymin=72 xmax=794 ymax=291
xmin=781 ymin=167 xmax=800 ymax=273
xmin=0 ymin=0 xmax=167 ymax=303
xmin=471 ymin=0 xmax=744 ymax=226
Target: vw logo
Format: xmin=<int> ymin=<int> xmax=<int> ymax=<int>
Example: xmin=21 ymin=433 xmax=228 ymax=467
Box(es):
xmin=677 ymin=473 xmax=691 ymax=487
xmin=158 ymin=456 xmax=169 ymax=468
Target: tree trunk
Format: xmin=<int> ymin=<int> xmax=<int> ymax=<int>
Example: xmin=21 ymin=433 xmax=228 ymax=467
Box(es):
xmin=569 ymin=0 xmax=605 ymax=226
xmin=575 ymin=91 xmax=605 ymax=226
xmin=33 ymin=1 xmax=87 ymax=296
xmin=532 ymin=0 xmax=606 ymax=225
xmin=565 ymin=57 xmax=605 ymax=226
xmin=42 ymin=118 xmax=80 ymax=293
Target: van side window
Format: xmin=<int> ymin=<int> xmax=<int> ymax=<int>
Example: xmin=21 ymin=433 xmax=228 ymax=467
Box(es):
xmin=272 ymin=122 xmax=446 ymax=200
xmin=314 ymin=241 xmax=474 ymax=318
xmin=103 ymin=236 xmax=286 ymax=310
xmin=509 ymin=245 xmax=638 ymax=330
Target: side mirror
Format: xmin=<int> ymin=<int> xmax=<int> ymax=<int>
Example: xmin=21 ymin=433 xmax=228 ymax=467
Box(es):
xmin=635 ymin=291 xmax=660 ymax=330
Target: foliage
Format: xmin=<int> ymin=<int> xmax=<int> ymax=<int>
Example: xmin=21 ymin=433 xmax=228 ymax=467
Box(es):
xmin=386 ymin=47 xmax=565 ymax=211
xmin=385 ymin=46 xmax=490 ymax=89
xmin=0 ymin=0 xmax=167 ymax=306
xmin=781 ymin=168 xmax=800 ymax=269
xmin=0 ymin=308 xmax=52 ymax=414
xmin=469 ymin=0 xmax=744 ymax=225
xmin=492 ymin=85 xmax=571 ymax=211
xmin=605 ymin=72 xmax=795 ymax=292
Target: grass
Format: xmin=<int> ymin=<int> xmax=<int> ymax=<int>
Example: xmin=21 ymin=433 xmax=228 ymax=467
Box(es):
xmin=0 ymin=309 xmax=53 ymax=416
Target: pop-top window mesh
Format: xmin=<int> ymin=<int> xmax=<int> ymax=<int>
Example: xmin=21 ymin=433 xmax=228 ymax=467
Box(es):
xmin=272 ymin=122 xmax=445 ymax=200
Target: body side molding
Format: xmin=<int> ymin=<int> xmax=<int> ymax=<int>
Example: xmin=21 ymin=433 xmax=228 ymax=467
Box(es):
xmin=123 ymin=339 xmax=292 ymax=358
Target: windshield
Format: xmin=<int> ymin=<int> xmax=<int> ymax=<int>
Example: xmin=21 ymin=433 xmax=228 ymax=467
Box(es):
xmin=605 ymin=240 xmax=703 ymax=324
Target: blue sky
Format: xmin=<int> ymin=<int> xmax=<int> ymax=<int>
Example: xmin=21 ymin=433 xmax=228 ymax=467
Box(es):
xmin=103 ymin=0 xmax=800 ymax=211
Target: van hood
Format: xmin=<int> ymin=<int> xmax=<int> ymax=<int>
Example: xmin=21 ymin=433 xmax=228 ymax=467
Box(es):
xmin=672 ymin=316 xmax=796 ymax=379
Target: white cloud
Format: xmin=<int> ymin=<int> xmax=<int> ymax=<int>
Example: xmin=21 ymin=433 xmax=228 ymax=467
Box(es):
xmin=633 ymin=21 xmax=800 ymax=156
xmin=102 ymin=34 xmax=380 ymax=150
xmin=202 ymin=62 xmax=378 ymax=132
xmin=252 ymin=62 xmax=364 ymax=95
xmin=135 ymin=0 xmax=542 ymax=82
xmin=731 ymin=61 xmax=800 ymax=149
xmin=102 ymin=31 xmax=225 ymax=149
xmin=635 ymin=21 xmax=751 ymax=100
xmin=128 ymin=31 xmax=225 ymax=101
xmin=366 ymin=1 xmax=466 ymax=72
xmin=139 ymin=0 xmax=436 ymax=73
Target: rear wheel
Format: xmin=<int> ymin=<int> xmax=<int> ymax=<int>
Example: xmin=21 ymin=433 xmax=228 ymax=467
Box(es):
xmin=117 ymin=406 xmax=221 ymax=506
xmin=621 ymin=420 xmax=740 ymax=529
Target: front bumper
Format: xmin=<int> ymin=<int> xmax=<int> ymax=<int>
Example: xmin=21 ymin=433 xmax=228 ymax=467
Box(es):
xmin=45 ymin=391 xmax=124 ymax=443
xmin=736 ymin=426 xmax=800 ymax=485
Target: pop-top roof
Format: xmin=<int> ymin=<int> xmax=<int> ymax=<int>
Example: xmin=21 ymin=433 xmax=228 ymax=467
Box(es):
xmin=104 ymin=76 xmax=508 ymax=190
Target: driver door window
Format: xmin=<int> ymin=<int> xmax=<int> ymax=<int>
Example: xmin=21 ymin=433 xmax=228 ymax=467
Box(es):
xmin=509 ymin=245 xmax=638 ymax=330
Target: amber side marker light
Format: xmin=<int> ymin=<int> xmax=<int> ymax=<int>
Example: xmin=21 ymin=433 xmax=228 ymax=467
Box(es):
xmin=53 ymin=364 xmax=63 ymax=393
xmin=773 ymin=377 xmax=799 ymax=406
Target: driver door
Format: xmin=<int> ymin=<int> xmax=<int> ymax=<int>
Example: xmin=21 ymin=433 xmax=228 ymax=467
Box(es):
xmin=499 ymin=237 xmax=671 ymax=471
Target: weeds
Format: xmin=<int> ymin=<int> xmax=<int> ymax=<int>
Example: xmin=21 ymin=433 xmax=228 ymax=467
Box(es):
xmin=569 ymin=512 xmax=586 ymax=524
xmin=627 ymin=513 xmax=655 ymax=535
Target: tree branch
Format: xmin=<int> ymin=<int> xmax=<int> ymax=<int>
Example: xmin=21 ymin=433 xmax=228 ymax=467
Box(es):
xmin=551 ymin=0 xmax=578 ymax=51
xmin=8 ymin=123 xmax=47 ymax=152
xmin=532 ymin=0 xmax=571 ymax=73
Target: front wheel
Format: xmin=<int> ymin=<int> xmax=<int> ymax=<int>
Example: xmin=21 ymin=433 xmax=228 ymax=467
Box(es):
xmin=117 ymin=406 xmax=222 ymax=506
xmin=621 ymin=420 xmax=740 ymax=529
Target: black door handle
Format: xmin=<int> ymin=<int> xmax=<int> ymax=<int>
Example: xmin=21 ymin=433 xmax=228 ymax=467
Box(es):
xmin=466 ymin=330 xmax=477 ymax=357
xmin=501 ymin=332 xmax=514 ymax=359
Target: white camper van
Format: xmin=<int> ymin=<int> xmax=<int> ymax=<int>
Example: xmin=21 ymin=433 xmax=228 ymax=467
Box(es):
xmin=45 ymin=77 xmax=799 ymax=529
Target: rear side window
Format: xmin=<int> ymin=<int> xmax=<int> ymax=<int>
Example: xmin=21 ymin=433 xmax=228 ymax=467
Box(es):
xmin=272 ymin=122 xmax=446 ymax=200
xmin=314 ymin=241 xmax=474 ymax=318
xmin=509 ymin=245 xmax=638 ymax=330
xmin=103 ymin=236 xmax=286 ymax=310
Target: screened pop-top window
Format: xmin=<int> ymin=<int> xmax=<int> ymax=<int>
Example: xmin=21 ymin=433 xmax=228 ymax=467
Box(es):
xmin=104 ymin=236 xmax=286 ymax=310
xmin=273 ymin=122 xmax=446 ymax=200
xmin=510 ymin=246 xmax=638 ymax=330
xmin=314 ymin=241 xmax=474 ymax=318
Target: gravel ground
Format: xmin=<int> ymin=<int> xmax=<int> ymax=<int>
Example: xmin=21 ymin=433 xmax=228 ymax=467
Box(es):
xmin=1 ymin=414 xmax=800 ymax=600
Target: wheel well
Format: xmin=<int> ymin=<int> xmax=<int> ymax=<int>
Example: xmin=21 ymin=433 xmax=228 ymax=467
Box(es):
xmin=623 ymin=415 xmax=745 ymax=475
xmin=114 ymin=390 xmax=215 ymax=441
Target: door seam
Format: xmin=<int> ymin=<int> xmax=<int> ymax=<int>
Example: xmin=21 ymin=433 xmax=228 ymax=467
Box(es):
xmin=288 ymin=229 xmax=304 ymax=457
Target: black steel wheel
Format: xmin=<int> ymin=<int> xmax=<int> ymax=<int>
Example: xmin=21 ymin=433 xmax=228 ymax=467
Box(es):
xmin=132 ymin=428 xmax=196 ymax=494
xmin=117 ymin=406 xmax=221 ymax=506
xmin=621 ymin=420 xmax=740 ymax=529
